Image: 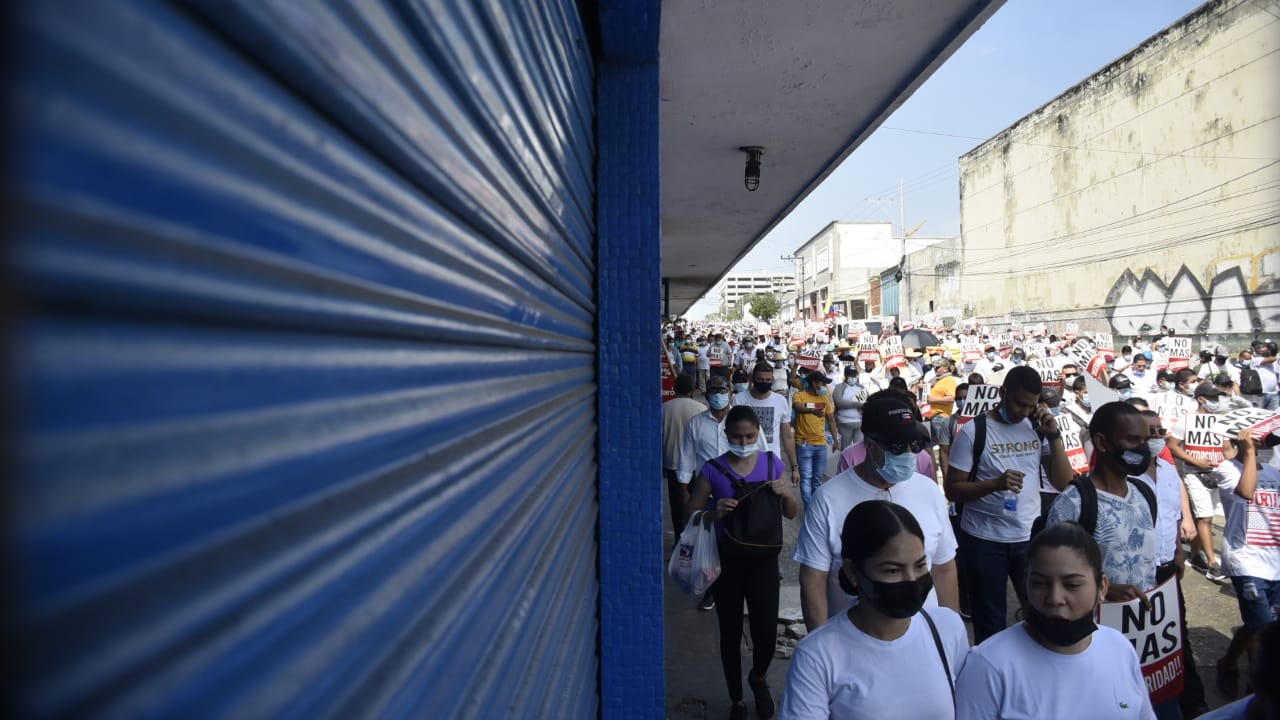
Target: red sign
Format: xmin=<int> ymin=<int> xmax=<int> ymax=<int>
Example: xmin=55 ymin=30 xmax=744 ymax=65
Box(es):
xmin=796 ymin=351 xmax=823 ymax=372
xmin=1166 ymin=337 xmax=1191 ymax=371
xmin=880 ymin=337 xmax=905 ymax=370
xmin=661 ymin=350 xmax=676 ymax=402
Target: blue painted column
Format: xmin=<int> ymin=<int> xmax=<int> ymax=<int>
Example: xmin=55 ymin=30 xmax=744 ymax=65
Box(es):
xmin=596 ymin=1 xmax=662 ymax=716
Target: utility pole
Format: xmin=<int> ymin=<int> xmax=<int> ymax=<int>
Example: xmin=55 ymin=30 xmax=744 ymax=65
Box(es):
xmin=899 ymin=179 xmax=909 ymax=324
xmin=781 ymin=253 xmax=805 ymax=322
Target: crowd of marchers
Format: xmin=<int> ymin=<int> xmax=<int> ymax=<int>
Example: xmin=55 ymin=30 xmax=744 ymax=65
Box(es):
xmin=661 ymin=320 xmax=1279 ymax=720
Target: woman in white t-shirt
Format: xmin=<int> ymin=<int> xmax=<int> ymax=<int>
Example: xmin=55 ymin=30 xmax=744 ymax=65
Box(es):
xmin=779 ymin=500 xmax=969 ymax=719
xmin=954 ymin=522 xmax=1155 ymax=720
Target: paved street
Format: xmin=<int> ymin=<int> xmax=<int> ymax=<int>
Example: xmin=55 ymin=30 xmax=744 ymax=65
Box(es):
xmin=664 ymin=469 xmax=1252 ymax=719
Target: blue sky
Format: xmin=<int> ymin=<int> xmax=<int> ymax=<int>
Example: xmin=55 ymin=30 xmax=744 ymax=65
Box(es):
xmin=684 ymin=0 xmax=1207 ymax=319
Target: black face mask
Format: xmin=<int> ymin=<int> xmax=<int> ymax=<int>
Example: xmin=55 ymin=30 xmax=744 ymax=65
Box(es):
xmin=859 ymin=570 xmax=934 ymax=619
xmin=752 ymin=380 xmax=773 ymax=394
xmin=1025 ymin=604 xmax=1097 ymax=647
xmin=1109 ymin=441 xmax=1152 ymax=475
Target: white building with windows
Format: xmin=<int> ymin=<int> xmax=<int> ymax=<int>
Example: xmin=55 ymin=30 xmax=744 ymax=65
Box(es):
xmin=791 ymin=221 xmax=944 ymax=322
xmin=717 ymin=272 xmax=796 ymax=316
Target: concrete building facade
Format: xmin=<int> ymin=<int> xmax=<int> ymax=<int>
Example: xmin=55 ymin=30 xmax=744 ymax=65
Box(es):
xmin=786 ymin=221 xmax=946 ymax=322
xmin=957 ymin=0 xmax=1279 ymax=341
xmin=717 ymin=272 xmax=797 ymax=316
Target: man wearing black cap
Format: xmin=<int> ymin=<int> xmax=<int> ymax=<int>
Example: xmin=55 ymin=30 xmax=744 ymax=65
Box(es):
xmin=1167 ymin=382 xmax=1235 ymax=583
xmin=793 ymin=372 xmax=840 ymax=507
xmin=1199 ymin=344 xmax=1239 ymax=385
xmin=793 ymin=391 xmax=959 ymax=631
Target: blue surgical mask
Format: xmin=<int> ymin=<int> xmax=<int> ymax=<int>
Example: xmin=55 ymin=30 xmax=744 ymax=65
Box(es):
xmin=726 ymin=443 xmax=755 ymax=457
xmin=1080 ymin=394 xmax=1091 ymax=410
xmin=1049 ymin=406 xmax=1062 ymax=417
xmin=998 ymin=404 xmax=1014 ymax=423
xmin=1118 ymin=389 xmax=1133 ymax=400
xmin=987 ymin=351 xmax=997 ymax=361
xmin=1147 ymin=438 xmax=1167 ymax=456
xmin=708 ymin=392 xmax=730 ymax=410
xmin=1203 ymin=400 xmax=1224 ymax=413
xmin=1132 ymin=369 xmax=1145 ymax=376
xmin=877 ymin=449 xmax=918 ymax=484
xmin=733 ymin=383 xmax=749 ymax=393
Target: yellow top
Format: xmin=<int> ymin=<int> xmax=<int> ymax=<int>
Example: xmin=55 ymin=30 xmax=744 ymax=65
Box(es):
xmin=929 ymin=375 xmax=959 ymax=417
xmin=793 ymin=390 xmax=834 ymax=445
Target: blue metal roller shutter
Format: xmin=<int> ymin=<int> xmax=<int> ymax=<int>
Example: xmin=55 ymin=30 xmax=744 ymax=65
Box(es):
xmin=7 ymin=1 xmax=598 ymax=718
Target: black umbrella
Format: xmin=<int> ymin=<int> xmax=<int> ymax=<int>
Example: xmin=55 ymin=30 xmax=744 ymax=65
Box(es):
xmin=899 ymin=328 xmax=940 ymax=349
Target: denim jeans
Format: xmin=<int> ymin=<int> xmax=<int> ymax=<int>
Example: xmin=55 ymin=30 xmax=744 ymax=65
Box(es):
xmin=960 ymin=529 xmax=1029 ymax=644
xmin=797 ymin=442 xmax=827 ymax=506
xmin=1262 ymin=392 xmax=1279 ymax=411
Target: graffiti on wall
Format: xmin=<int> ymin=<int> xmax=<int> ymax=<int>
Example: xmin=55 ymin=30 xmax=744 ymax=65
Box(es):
xmin=1106 ymin=261 xmax=1279 ymax=337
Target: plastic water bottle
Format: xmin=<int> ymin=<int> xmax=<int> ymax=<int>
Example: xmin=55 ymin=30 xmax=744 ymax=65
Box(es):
xmin=1003 ymin=493 xmax=1018 ymax=513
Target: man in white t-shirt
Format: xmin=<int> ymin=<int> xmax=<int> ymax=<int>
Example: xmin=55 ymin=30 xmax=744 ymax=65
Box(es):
xmin=1215 ymin=429 xmax=1280 ymax=693
xmin=1124 ymin=353 xmax=1158 ymax=396
xmin=795 ymin=393 xmax=959 ymax=631
xmin=945 ymin=366 xmax=1074 ymax=643
xmin=1198 ymin=343 xmax=1240 ymax=384
xmin=830 ymin=365 xmax=867 ymax=448
xmin=733 ymin=362 xmax=801 ymax=487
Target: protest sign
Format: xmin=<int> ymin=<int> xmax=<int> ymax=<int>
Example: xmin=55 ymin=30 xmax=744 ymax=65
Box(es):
xmin=1057 ymin=413 xmax=1090 ymax=474
xmin=1094 ymin=333 xmax=1114 ymax=357
xmin=1214 ymin=407 xmax=1280 ymax=440
xmin=1064 ymin=323 xmax=1079 ymax=341
xmin=1096 ymin=577 xmax=1185 ymax=705
xmin=957 ymin=384 xmax=1001 ymax=426
xmin=1166 ymin=337 xmax=1192 ymax=371
xmin=1084 ymin=372 xmax=1120 ymax=409
xmin=857 ymin=335 xmax=880 ymax=364
xmin=707 ymin=344 xmax=728 ymax=368
xmin=961 ymin=336 xmax=982 ymax=363
xmin=1183 ymin=413 xmax=1225 ymax=465
xmin=661 ymin=350 xmax=676 ymax=402
xmin=796 ymin=350 xmax=823 ymax=372
xmin=1032 ymin=358 xmax=1064 ymax=390
xmin=880 ymin=336 xmax=905 ymax=370
xmin=996 ymin=334 xmax=1015 ymax=358
xmin=1072 ymin=339 xmax=1107 ymax=379
xmin=1151 ymin=392 xmax=1196 ymax=434
xmin=1011 ymin=328 xmax=1024 ymax=340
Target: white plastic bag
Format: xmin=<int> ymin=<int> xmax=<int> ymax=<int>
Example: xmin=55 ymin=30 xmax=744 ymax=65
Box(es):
xmin=668 ymin=511 xmax=721 ymax=595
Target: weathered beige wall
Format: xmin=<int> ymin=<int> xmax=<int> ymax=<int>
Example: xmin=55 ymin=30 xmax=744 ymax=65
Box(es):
xmin=957 ymin=0 xmax=1279 ymax=340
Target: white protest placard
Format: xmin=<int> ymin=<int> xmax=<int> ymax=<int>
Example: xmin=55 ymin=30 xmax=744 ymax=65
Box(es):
xmin=1166 ymin=337 xmax=1192 ymax=371
xmin=961 ymin=336 xmax=982 ymax=363
xmin=796 ymin=350 xmax=823 ymax=372
xmin=1214 ymin=407 xmax=1280 ymax=440
xmin=996 ymin=333 xmax=1015 ymax=357
xmin=1096 ymin=577 xmax=1185 ymax=704
xmin=1072 ymin=339 xmax=1108 ymax=379
xmin=1064 ymin=323 xmax=1080 ymax=341
xmin=880 ymin=336 xmax=905 ymax=370
xmin=707 ymin=343 xmax=728 ymax=368
xmin=1032 ymin=357 xmax=1064 ymax=389
xmin=1011 ymin=327 xmax=1024 ymax=340
xmin=957 ymin=384 xmax=1000 ymax=426
xmin=1057 ymin=413 xmax=1090 ymax=474
xmin=1151 ymin=392 xmax=1196 ymax=434
xmin=1183 ymin=413 xmax=1225 ymax=465
xmin=1093 ymin=332 xmax=1114 ymax=356
xmin=857 ymin=335 xmax=880 ymax=364
xmin=1084 ymin=372 xmax=1120 ymax=409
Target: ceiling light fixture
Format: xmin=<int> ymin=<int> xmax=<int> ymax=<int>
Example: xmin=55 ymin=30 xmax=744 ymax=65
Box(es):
xmin=739 ymin=146 xmax=765 ymax=191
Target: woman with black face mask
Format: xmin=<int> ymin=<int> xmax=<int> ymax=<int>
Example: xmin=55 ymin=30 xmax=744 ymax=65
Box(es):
xmin=779 ymin=501 xmax=968 ymax=719
xmin=955 ymin=522 xmax=1155 ymax=719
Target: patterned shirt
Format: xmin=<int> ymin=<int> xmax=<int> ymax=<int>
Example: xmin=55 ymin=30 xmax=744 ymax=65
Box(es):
xmin=1047 ymin=481 xmax=1157 ymax=590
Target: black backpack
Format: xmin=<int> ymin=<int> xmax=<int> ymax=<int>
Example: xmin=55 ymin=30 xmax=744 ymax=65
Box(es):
xmin=1031 ymin=475 xmax=1157 ymax=538
xmin=707 ymin=452 xmax=782 ymax=555
xmin=1240 ymin=367 xmax=1263 ymax=395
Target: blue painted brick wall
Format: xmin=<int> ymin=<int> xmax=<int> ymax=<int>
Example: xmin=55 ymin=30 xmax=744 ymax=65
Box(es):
xmin=596 ymin=3 xmax=663 ymax=713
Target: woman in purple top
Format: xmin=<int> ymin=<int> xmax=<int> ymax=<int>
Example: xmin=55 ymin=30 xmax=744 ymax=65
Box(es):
xmin=687 ymin=405 xmax=798 ymax=720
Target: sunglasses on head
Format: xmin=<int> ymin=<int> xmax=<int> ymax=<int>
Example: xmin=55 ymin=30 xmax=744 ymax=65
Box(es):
xmin=871 ymin=436 xmax=926 ymax=455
